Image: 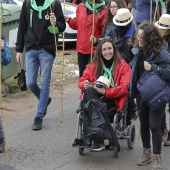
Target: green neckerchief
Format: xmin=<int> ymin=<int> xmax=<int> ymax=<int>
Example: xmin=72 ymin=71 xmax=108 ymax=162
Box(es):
xmin=30 ymin=0 xmax=54 ymax=19
xmin=102 ymin=62 xmax=114 ymax=88
xmin=83 ymin=0 xmax=105 ymax=18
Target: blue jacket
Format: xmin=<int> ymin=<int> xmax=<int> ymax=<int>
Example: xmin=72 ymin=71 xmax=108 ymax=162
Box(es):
xmin=1 ymin=35 xmax=11 ymax=66
xmin=135 ymin=0 xmax=156 ymax=24
xmin=129 ymin=45 xmax=170 ymax=99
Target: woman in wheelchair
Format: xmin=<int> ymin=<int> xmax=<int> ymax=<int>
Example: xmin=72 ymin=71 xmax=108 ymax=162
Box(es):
xmin=78 ymin=39 xmax=131 ymax=151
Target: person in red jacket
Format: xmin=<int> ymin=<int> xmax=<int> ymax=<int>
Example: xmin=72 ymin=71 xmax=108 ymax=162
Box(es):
xmin=78 ymin=39 xmax=131 ymax=151
xmin=64 ymin=0 xmax=107 ymax=78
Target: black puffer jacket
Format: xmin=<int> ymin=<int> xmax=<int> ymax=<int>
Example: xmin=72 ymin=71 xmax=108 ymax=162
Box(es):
xmin=15 ymin=0 xmax=66 ymax=57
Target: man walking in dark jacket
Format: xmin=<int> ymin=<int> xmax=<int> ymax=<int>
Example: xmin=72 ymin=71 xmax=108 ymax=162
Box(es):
xmin=15 ymin=0 xmax=66 ymax=130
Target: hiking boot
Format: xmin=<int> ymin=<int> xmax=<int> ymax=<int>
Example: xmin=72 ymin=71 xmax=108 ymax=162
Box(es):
xmin=44 ymin=97 xmax=52 ymax=117
xmin=0 ymin=139 xmax=5 ymax=153
xmin=137 ymin=148 xmax=152 ymax=166
xmin=32 ymin=117 xmax=43 ymax=130
xmin=152 ymin=154 xmax=162 ymax=170
xmin=90 ymin=141 xmax=105 ymax=152
xmin=164 ymin=133 xmax=170 ymax=146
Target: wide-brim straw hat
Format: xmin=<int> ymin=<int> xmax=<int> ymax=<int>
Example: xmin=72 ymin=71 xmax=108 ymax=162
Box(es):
xmin=113 ymin=8 xmax=133 ymax=26
xmin=95 ymin=76 xmax=110 ymax=88
xmin=155 ymin=14 xmax=170 ymax=29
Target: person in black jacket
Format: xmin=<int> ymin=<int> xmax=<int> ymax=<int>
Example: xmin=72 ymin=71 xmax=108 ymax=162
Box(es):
xmin=15 ymin=0 xmax=66 ymax=130
xmin=155 ymin=13 xmax=170 ymax=146
xmin=130 ymin=22 xmax=170 ymax=169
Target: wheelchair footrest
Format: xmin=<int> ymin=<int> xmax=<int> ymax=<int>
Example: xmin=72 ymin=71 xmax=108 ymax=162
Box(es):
xmin=72 ymin=138 xmax=90 ymax=148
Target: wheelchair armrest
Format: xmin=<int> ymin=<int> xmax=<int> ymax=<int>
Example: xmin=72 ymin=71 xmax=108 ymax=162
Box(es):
xmin=105 ymin=107 xmax=117 ymax=115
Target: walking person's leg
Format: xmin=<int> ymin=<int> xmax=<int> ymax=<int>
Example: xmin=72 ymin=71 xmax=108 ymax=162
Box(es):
xmin=36 ymin=49 xmax=54 ymax=120
xmin=78 ymin=52 xmax=90 ymax=99
xmin=164 ymin=106 xmax=170 ymax=146
xmin=137 ymin=94 xmax=152 ymax=166
xmin=78 ymin=52 xmax=90 ymax=78
xmin=0 ymin=116 xmax=4 ymax=153
xmin=150 ymin=107 xmax=165 ymax=169
xmin=26 ymin=50 xmax=41 ymax=130
xmin=26 ymin=50 xmax=40 ymax=100
xmin=161 ymin=110 xmax=168 ymax=142
xmin=26 ymin=49 xmax=54 ymax=130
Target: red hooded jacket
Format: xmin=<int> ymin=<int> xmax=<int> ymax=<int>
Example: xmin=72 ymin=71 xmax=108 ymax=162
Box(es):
xmin=78 ymin=58 xmax=132 ymax=111
xmin=67 ymin=3 xmax=107 ymax=54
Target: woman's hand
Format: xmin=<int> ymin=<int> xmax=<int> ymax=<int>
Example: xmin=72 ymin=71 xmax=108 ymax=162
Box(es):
xmin=0 ymin=39 xmax=4 ymax=50
xmin=93 ymin=85 xmax=106 ymax=95
xmin=84 ymin=80 xmax=92 ymax=89
xmin=144 ymin=61 xmax=151 ymax=71
xmin=64 ymin=15 xmax=70 ymax=22
xmin=90 ymin=35 xmax=97 ymax=43
xmin=50 ymin=13 xmax=56 ymax=25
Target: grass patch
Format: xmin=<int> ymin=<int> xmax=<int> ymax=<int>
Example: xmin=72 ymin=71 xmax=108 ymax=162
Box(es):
xmin=4 ymin=76 xmax=31 ymax=97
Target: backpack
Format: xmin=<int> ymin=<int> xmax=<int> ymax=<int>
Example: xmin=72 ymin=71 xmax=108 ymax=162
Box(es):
xmin=83 ymin=99 xmax=111 ymax=141
xmin=137 ymin=72 xmax=170 ymax=111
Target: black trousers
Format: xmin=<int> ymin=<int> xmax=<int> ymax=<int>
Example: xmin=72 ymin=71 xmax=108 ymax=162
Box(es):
xmin=78 ymin=52 xmax=90 ymax=78
xmin=83 ymin=87 xmax=116 ymax=110
xmin=136 ymin=93 xmax=164 ymax=154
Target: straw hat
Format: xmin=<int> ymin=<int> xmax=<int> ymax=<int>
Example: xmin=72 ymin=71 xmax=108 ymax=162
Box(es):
xmin=113 ymin=8 xmax=133 ymax=26
xmin=95 ymin=76 xmax=110 ymax=88
xmin=155 ymin=14 xmax=170 ymax=29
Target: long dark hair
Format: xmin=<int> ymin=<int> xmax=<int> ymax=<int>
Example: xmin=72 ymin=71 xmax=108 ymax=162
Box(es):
xmin=135 ymin=22 xmax=163 ymax=57
xmin=93 ymin=39 xmax=121 ymax=78
xmin=105 ymin=0 xmax=125 ymax=25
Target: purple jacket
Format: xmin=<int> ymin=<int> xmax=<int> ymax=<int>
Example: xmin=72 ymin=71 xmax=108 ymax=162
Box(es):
xmin=135 ymin=0 xmax=156 ymax=24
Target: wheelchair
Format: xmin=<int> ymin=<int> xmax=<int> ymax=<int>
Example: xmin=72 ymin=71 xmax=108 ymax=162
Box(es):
xmin=72 ymin=97 xmax=136 ymax=158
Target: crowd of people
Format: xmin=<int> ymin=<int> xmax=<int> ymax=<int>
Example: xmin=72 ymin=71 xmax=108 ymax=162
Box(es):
xmin=0 ymin=0 xmax=170 ymax=170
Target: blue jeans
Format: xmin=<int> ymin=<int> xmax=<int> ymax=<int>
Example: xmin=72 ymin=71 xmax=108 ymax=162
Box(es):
xmin=0 ymin=116 xmax=4 ymax=140
xmin=26 ymin=49 xmax=54 ymax=119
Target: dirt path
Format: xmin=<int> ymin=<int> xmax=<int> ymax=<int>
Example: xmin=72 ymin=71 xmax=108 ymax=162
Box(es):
xmin=1 ymin=49 xmax=79 ymax=123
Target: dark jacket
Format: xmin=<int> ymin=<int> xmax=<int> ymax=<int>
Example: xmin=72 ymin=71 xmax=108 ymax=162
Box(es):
xmin=129 ymin=45 xmax=170 ymax=99
xmin=102 ymin=21 xmax=115 ymax=38
xmin=15 ymin=0 xmax=66 ymax=57
xmin=135 ymin=0 xmax=156 ymax=24
xmin=105 ymin=23 xmax=135 ymax=63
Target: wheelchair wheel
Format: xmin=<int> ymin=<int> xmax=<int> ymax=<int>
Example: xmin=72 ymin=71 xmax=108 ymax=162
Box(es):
xmin=79 ymin=147 xmax=84 ymax=155
xmin=127 ymin=124 xmax=136 ymax=149
xmin=113 ymin=114 xmax=122 ymax=138
xmin=114 ymin=147 xmax=118 ymax=158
